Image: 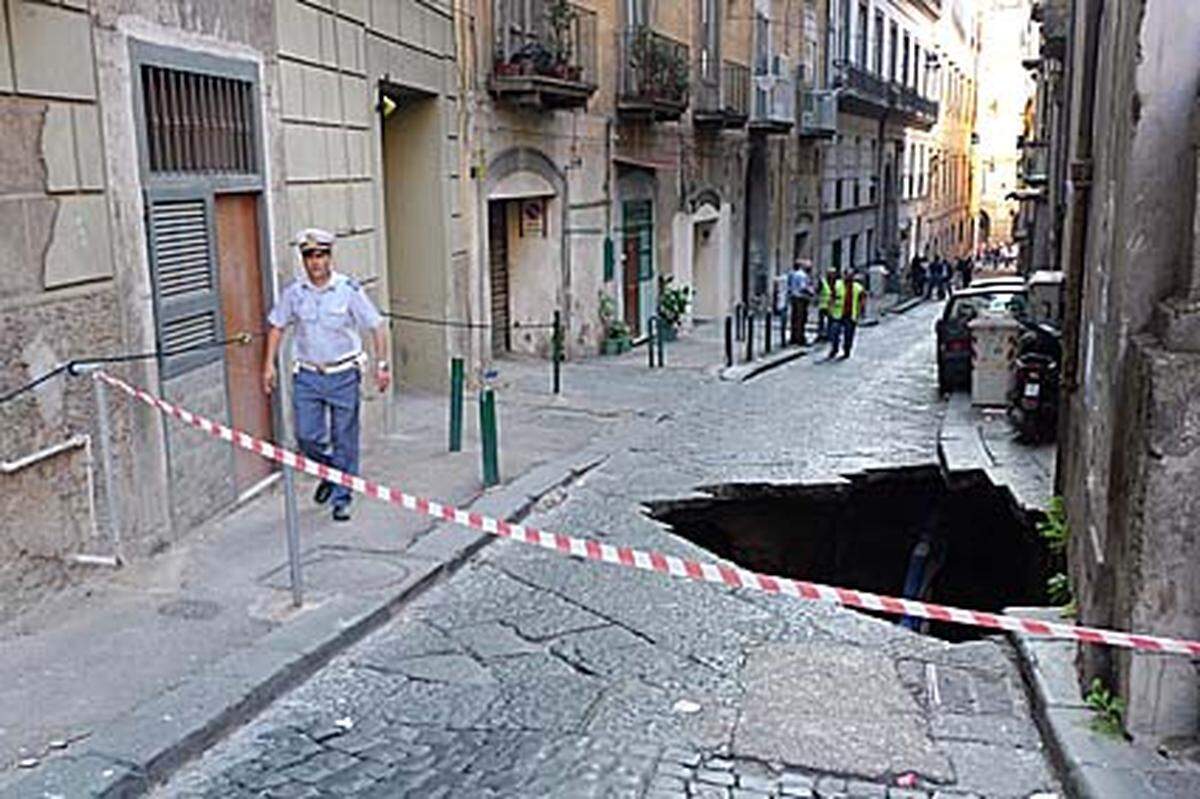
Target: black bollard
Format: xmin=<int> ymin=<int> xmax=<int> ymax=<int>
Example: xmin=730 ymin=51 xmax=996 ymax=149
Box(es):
xmin=745 ymin=313 xmax=755 ymax=362
xmin=780 ymin=304 xmax=788 ymax=348
xmin=647 ymin=317 xmax=657 ymax=369
xmin=735 ymin=303 xmax=744 ymax=342
xmin=764 ymin=310 xmax=772 ymax=355
xmin=552 ymin=309 xmax=562 ymax=395
xmin=724 ymin=315 xmax=733 ymax=368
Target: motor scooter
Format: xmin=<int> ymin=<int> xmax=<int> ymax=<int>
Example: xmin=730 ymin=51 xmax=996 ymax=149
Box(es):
xmin=1008 ymin=318 xmax=1062 ymax=443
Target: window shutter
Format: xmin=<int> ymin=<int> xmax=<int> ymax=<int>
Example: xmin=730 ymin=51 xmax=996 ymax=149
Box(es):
xmin=145 ymin=193 xmax=224 ymax=378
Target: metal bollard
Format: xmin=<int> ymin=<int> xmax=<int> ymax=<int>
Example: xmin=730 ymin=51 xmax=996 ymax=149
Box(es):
xmin=552 ymin=309 xmax=563 ymax=395
xmin=745 ymin=313 xmax=755 ymax=362
xmin=764 ymin=310 xmax=772 ymax=355
xmin=656 ymin=316 xmax=665 ymax=367
xmin=780 ymin=305 xmax=788 ymax=349
xmin=647 ymin=317 xmax=658 ymax=368
xmin=724 ymin=316 xmax=733 ymax=368
xmin=480 ymin=387 xmax=500 ymax=487
xmin=449 ymin=357 xmax=464 ymax=452
xmin=734 ymin=304 xmax=744 ymax=342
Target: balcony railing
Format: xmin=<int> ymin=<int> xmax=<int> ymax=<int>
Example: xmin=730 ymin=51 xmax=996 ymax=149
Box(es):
xmin=890 ymin=82 xmax=938 ymax=129
xmin=749 ymin=56 xmax=795 ymax=132
xmin=490 ymin=0 xmax=598 ymax=110
xmin=832 ymin=61 xmax=890 ymax=116
xmin=1020 ymin=141 xmax=1049 ymax=186
xmin=722 ymin=61 xmax=750 ymax=127
xmin=797 ymin=87 xmax=836 ymax=138
xmin=617 ymin=26 xmax=690 ymax=121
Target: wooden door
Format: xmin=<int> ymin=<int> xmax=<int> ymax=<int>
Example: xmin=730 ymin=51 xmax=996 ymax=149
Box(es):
xmin=214 ymin=193 xmax=275 ymax=493
xmin=622 ymin=234 xmax=641 ymax=334
xmin=622 ymin=200 xmax=652 ymax=334
xmin=488 ymin=202 xmax=511 ymax=355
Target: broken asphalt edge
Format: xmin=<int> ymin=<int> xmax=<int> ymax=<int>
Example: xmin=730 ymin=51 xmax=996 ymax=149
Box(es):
xmin=1005 ymin=607 xmax=1200 ymax=799
xmin=9 ymin=445 xmax=612 ymax=799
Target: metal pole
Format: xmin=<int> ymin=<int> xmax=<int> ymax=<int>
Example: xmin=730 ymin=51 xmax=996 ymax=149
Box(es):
xmin=281 ymin=463 xmax=303 ymax=608
xmin=449 ymin=357 xmax=464 ymax=452
xmin=724 ymin=315 xmax=733 ymax=368
xmin=746 ymin=312 xmax=755 ymax=362
xmin=735 ymin=304 xmax=745 ymax=341
xmin=552 ymin=309 xmax=562 ymax=395
xmin=656 ymin=315 xmax=665 ymax=367
xmin=764 ymin=310 xmax=773 ymax=355
xmin=647 ymin=317 xmax=657 ymax=368
xmin=91 ymin=374 xmax=123 ymax=557
xmin=780 ymin=303 xmax=788 ymax=349
xmin=480 ymin=388 xmax=500 ymax=487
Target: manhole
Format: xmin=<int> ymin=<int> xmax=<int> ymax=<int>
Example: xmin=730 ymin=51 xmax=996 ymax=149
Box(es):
xmin=646 ymin=465 xmax=1052 ymax=642
xmin=157 ymin=598 xmax=223 ymax=621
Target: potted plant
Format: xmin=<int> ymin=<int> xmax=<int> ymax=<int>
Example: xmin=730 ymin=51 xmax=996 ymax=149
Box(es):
xmin=599 ymin=292 xmax=632 ymax=355
xmin=546 ymin=0 xmax=576 ymax=79
xmin=657 ymin=276 xmax=692 ymax=341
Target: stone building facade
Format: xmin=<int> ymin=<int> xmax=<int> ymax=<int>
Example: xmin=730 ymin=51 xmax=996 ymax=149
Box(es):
xmin=1052 ymin=0 xmax=1200 ymax=742
xmin=0 ymin=0 xmax=461 ymax=615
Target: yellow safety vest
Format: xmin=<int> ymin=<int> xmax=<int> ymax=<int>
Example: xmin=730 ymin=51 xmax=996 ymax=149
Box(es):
xmin=828 ymin=279 xmax=865 ymax=321
xmin=818 ymin=277 xmax=834 ymax=311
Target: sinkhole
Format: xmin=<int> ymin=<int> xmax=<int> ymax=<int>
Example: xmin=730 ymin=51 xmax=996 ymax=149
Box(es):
xmin=646 ymin=466 xmax=1054 ymax=642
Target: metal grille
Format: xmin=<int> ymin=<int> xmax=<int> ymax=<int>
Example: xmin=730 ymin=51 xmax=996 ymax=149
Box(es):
xmin=142 ymin=65 xmax=256 ymax=174
xmin=150 ymin=199 xmax=213 ymax=298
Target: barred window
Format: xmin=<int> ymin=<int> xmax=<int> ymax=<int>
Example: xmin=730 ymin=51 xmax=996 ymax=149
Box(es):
xmin=142 ymin=65 xmax=256 ymax=174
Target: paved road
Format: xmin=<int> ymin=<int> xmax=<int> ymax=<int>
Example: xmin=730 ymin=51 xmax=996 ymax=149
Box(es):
xmin=157 ymin=303 xmax=1060 ymax=798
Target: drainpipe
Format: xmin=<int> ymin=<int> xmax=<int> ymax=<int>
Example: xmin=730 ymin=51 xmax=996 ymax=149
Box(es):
xmin=1056 ymin=0 xmax=1103 ymax=479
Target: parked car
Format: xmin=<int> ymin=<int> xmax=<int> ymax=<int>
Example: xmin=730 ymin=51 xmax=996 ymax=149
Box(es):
xmin=968 ymin=275 xmax=1026 ymax=290
xmin=935 ymin=286 xmax=1029 ymax=394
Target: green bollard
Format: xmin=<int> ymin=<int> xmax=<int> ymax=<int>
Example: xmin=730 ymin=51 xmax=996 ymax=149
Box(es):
xmin=647 ymin=317 xmax=657 ymax=368
xmin=657 ymin=316 xmax=665 ymax=367
xmin=480 ymin=387 xmax=500 ymax=487
xmin=449 ymin=357 xmax=464 ymax=452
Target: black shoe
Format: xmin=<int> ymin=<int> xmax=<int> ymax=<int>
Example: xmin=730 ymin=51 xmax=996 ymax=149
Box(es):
xmin=840 ymin=352 xmax=851 ymax=360
xmin=314 ymin=481 xmax=334 ymax=505
xmin=332 ymin=505 xmax=351 ymax=522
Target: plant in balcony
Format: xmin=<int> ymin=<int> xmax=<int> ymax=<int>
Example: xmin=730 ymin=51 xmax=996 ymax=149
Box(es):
xmin=656 ymin=276 xmax=691 ymax=340
xmin=545 ymin=0 xmax=578 ymax=80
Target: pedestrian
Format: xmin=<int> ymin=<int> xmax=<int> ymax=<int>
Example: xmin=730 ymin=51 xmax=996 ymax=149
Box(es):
xmin=910 ymin=254 xmax=927 ymax=299
xmin=262 ymin=228 xmax=391 ymax=522
xmin=787 ymin=259 xmax=813 ymax=346
xmin=817 ymin=268 xmax=836 ymax=341
xmin=957 ymin=256 xmax=973 ymax=289
xmin=827 ymin=268 xmax=866 ymax=360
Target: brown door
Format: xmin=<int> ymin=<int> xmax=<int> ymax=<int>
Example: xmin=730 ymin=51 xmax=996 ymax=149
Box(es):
xmin=488 ymin=202 xmax=511 ymax=355
xmin=622 ymin=234 xmax=641 ymax=334
xmin=214 ymin=193 xmax=275 ymax=493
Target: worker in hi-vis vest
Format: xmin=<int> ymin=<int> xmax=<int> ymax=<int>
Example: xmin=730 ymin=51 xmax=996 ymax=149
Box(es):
xmin=817 ymin=269 xmax=836 ymax=341
xmin=827 ymin=268 xmax=867 ymax=360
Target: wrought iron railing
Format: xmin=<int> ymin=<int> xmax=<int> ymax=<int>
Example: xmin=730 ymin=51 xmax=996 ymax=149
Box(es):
xmin=722 ymin=61 xmax=750 ymax=120
xmin=833 ymin=61 xmax=890 ymax=108
xmin=492 ymin=0 xmax=597 ymax=86
xmin=618 ymin=26 xmax=690 ymax=109
xmin=891 ymin=82 xmax=938 ymax=123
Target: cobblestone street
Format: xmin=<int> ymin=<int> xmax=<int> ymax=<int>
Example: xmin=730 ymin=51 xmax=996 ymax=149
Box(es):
xmin=155 ymin=304 xmax=1060 ymax=799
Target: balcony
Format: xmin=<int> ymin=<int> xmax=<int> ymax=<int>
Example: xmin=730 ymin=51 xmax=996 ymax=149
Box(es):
xmin=832 ymin=61 xmax=890 ymax=117
xmin=890 ymin=82 xmax=938 ymax=129
xmin=618 ymin=26 xmax=690 ymax=121
xmin=1020 ymin=141 xmax=1049 ymax=186
xmin=692 ymin=60 xmax=750 ymax=129
xmin=749 ymin=56 xmax=795 ymax=133
xmin=490 ymin=0 xmax=598 ymax=111
xmin=797 ymin=88 xmax=836 ymax=138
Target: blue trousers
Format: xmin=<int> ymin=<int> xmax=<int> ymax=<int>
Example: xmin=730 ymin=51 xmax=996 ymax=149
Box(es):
xmin=292 ymin=369 xmax=361 ymax=508
xmin=828 ymin=319 xmax=858 ymax=358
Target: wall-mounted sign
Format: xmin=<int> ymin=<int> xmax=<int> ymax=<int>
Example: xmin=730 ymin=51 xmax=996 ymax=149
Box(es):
xmin=519 ymin=198 xmax=546 ymax=238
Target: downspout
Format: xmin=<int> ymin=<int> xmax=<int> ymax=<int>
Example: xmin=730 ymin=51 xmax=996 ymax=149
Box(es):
xmin=1056 ymin=0 xmax=1103 ymax=488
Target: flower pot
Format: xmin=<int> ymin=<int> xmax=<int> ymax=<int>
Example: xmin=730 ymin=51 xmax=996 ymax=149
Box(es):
xmin=661 ymin=324 xmax=678 ymax=342
xmin=602 ymin=338 xmax=623 ymax=356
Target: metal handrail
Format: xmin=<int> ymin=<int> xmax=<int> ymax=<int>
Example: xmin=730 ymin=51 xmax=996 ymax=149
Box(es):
xmin=618 ymin=26 xmax=690 ymax=107
xmin=492 ymin=0 xmax=597 ymax=85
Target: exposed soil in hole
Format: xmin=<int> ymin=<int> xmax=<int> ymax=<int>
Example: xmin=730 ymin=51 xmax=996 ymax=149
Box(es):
xmin=646 ymin=466 xmax=1052 ymax=642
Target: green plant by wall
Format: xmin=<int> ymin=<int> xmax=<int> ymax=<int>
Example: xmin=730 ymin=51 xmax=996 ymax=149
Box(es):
xmin=657 ymin=276 xmax=691 ymax=328
xmin=1046 ymin=572 xmax=1073 ymax=606
xmin=1084 ymin=677 xmax=1126 ymax=738
xmin=1038 ymin=496 xmax=1069 ymax=554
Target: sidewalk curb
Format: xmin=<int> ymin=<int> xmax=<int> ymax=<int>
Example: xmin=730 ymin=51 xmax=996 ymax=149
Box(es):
xmin=10 ymin=446 xmax=612 ymax=799
xmin=719 ymin=347 xmax=808 ymax=382
xmin=1006 ymin=606 xmax=1200 ymax=799
xmin=884 ymin=296 xmax=929 ymax=316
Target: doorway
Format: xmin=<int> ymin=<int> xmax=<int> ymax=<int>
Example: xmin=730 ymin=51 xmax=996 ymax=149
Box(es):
xmin=214 ymin=193 xmax=274 ymax=494
xmin=487 ymin=201 xmax=512 ymax=355
xmin=622 ymin=199 xmax=653 ymax=335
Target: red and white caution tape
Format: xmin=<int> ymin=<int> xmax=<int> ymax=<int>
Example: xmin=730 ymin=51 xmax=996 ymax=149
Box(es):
xmin=96 ymin=370 xmax=1200 ymax=658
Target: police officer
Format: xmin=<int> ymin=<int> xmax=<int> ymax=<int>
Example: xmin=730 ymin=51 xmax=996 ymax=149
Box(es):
xmin=262 ymin=228 xmax=390 ymax=522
